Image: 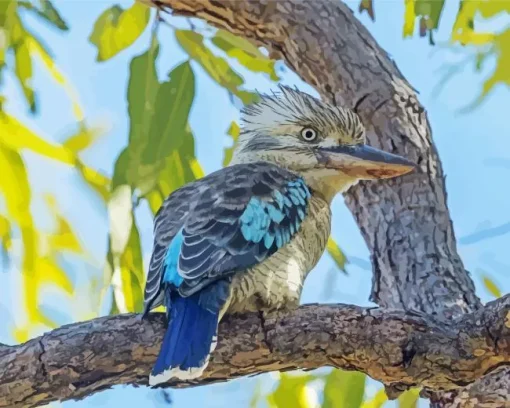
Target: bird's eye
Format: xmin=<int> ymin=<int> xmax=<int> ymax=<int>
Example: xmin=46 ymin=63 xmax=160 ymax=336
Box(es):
xmin=300 ymin=127 xmax=318 ymax=142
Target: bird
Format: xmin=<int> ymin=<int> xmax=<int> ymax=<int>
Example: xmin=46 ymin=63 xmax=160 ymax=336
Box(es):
xmin=143 ymin=85 xmax=414 ymax=385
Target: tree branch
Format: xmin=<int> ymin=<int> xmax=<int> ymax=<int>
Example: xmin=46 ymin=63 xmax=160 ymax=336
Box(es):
xmin=145 ymin=0 xmax=508 ymax=405
xmin=1 ymin=296 xmax=510 ymax=408
xmin=3 ymin=0 xmax=505 ymax=406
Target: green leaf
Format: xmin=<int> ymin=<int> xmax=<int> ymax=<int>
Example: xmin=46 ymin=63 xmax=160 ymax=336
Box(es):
xmin=358 ymin=0 xmax=375 ymax=21
xmin=0 ymin=112 xmax=74 ymax=163
xmin=322 ymin=369 xmax=366 ymax=408
xmin=44 ymin=194 xmax=83 ymax=254
xmin=482 ymin=274 xmax=502 ymax=298
xmin=0 ymin=214 xmax=12 ymax=256
xmin=142 ymin=61 xmax=194 ymax=165
xmin=267 ymin=373 xmax=315 ymax=408
xmin=89 ymin=2 xmax=150 ymax=62
xmin=403 ymin=0 xmax=416 ymax=37
xmin=19 ymin=0 xmax=69 ymax=31
xmin=223 ymin=121 xmax=240 ymax=166
xmin=212 ymin=30 xmax=279 ymax=81
xmin=0 ymin=144 xmax=39 ymax=341
xmin=415 ymin=0 xmax=446 ymax=30
xmin=127 ymin=35 xmax=159 ymax=146
xmin=327 ymin=237 xmax=348 ymax=274
xmin=402 ymin=1 xmax=445 ymax=38
xmin=123 ymin=38 xmax=196 ymax=194
xmin=176 ymin=30 xmax=258 ymax=105
xmin=62 ymin=123 xmax=107 ymax=153
xmin=156 ymin=125 xmax=202 ymax=197
xmin=13 ymin=37 xmax=36 ymax=113
xmin=397 ymin=389 xmax=420 ymax=408
xmin=76 ymin=162 xmax=111 ymax=202
xmin=27 ymin=27 xmax=85 ymax=121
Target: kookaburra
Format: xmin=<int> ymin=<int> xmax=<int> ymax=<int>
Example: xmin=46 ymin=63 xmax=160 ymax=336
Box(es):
xmin=143 ymin=85 xmax=414 ymax=385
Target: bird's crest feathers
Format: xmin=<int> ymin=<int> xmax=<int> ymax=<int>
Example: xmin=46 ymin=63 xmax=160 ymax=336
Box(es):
xmin=240 ymin=85 xmax=365 ymax=144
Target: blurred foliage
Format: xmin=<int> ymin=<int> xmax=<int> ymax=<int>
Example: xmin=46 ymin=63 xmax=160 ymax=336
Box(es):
xmin=482 ymin=273 xmax=502 ymax=298
xmin=361 ymin=0 xmax=510 ymax=108
xmin=255 ymin=370 xmax=420 ymax=408
xmin=89 ymin=2 xmax=150 ymax=62
xmin=0 ymin=0 xmax=507 ymax=407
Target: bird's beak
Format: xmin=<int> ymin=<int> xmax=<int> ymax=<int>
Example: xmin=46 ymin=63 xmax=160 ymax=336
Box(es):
xmin=316 ymin=144 xmax=415 ymax=179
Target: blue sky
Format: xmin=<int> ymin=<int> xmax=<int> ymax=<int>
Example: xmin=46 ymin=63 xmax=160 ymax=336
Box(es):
xmin=1 ymin=1 xmax=509 ymax=407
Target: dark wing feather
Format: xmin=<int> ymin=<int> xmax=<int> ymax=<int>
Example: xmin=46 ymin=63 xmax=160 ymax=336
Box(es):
xmin=142 ymin=184 xmax=196 ymax=315
xmin=143 ymin=162 xmax=311 ymax=314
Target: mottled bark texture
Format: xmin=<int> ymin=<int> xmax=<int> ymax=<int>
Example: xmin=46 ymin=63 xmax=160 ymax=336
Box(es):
xmin=1 ymin=298 xmax=510 ymax=408
xmin=2 ymin=0 xmax=508 ymax=407
xmin=149 ymin=0 xmax=508 ymax=406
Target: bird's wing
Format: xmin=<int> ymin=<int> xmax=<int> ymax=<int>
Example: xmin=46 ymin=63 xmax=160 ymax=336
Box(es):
xmin=143 ymin=183 xmax=196 ymax=314
xmin=143 ymin=163 xmax=311 ymax=314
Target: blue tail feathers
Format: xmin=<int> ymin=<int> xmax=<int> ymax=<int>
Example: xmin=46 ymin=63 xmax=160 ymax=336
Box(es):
xmin=149 ymin=293 xmax=219 ymax=385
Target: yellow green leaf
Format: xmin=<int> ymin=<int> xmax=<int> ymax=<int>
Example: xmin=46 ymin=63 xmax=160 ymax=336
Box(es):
xmin=44 ymin=194 xmax=83 ymax=254
xmin=322 ymin=369 xmax=366 ymax=408
xmin=89 ymin=2 xmax=151 ymax=62
xmin=212 ymin=30 xmax=279 ymax=81
xmin=403 ymin=0 xmax=416 ymax=37
xmin=19 ymin=0 xmax=69 ymax=31
xmin=267 ymin=373 xmax=316 ymax=408
xmin=0 ymin=112 xmax=74 ymax=163
xmin=63 ymin=123 xmax=107 ymax=153
xmin=398 ymin=388 xmax=420 ymax=408
xmin=0 ymin=144 xmax=39 ymax=334
xmin=0 ymin=214 xmax=12 ymax=253
xmin=13 ymin=36 xmax=36 ymax=112
xmin=327 ymin=237 xmax=348 ymax=274
xmin=358 ymin=0 xmax=375 ymax=21
xmin=361 ymin=388 xmax=387 ymax=408
xmin=176 ymin=30 xmax=258 ymax=105
xmin=482 ymin=274 xmax=501 ymax=298
xmin=415 ymin=0 xmax=446 ymax=30
xmin=400 ymin=0 xmax=446 ymax=41
xmin=27 ymin=30 xmax=84 ymax=121
xmin=37 ymin=256 xmax=74 ymax=294
xmin=223 ymin=121 xmax=240 ymax=166
xmin=121 ymin=39 xmax=196 ymax=194
xmin=76 ymin=162 xmax=111 ymax=202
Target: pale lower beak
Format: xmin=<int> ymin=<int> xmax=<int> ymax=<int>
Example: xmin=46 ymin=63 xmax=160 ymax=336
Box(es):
xmin=316 ymin=144 xmax=415 ymax=179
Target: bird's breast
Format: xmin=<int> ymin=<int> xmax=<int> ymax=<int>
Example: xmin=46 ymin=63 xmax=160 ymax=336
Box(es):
xmin=227 ymin=195 xmax=331 ymax=313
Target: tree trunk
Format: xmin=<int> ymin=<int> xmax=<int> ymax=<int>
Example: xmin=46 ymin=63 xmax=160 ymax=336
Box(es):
xmin=1 ymin=0 xmax=508 ymax=407
xmin=151 ymin=0 xmax=509 ymax=405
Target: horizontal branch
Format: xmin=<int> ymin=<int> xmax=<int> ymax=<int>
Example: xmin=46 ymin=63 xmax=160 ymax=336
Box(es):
xmin=1 ymin=295 xmax=509 ymax=408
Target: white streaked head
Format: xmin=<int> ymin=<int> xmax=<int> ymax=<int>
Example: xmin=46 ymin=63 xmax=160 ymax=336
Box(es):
xmin=230 ymin=85 xmax=414 ymax=201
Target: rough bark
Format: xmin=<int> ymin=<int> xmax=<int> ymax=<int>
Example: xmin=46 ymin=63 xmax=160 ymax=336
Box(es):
xmin=2 ymin=0 xmax=507 ymax=406
xmin=149 ymin=0 xmax=507 ymax=406
xmin=1 ymin=297 xmax=510 ymax=408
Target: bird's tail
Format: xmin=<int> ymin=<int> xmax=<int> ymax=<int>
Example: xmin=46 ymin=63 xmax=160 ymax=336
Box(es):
xmin=149 ymin=293 xmax=219 ymax=385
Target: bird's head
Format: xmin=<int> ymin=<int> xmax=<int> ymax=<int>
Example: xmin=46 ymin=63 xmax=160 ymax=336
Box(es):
xmin=230 ymin=85 xmax=415 ymax=202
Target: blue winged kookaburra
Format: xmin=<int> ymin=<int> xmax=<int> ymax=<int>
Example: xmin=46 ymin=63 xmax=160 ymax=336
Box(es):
xmin=143 ymin=85 xmax=414 ymax=385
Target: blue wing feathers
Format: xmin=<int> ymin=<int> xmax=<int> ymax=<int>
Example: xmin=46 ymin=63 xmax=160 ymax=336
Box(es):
xmin=146 ymin=163 xmax=312 ymax=383
xmin=163 ymin=229 xmax=185 ymax=288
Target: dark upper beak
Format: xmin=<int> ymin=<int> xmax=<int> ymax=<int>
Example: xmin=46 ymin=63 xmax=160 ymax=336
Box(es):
xmin=316 ymin=144 xmax=415 ymax=179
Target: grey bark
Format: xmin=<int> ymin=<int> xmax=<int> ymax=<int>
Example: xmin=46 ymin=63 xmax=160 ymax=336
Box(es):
xmin=2 ymin=0 xmax=508 ymax=407
xmin=149 ymin=0 xmax=507 ymax=406
xmin=1 ymin=298 xmax=510 ymax=408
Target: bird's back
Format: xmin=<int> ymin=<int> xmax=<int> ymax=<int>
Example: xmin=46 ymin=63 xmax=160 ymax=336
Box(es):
xmin=144 ymin=161 xmax=326 ymax=314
